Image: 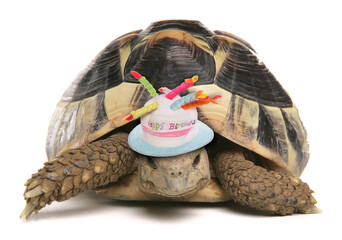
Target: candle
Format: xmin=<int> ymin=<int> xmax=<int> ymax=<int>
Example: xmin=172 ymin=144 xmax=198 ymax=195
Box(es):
xmin=131 ymin=71 xmax=158 ymax=97
xmin=170 ymin=91 xmax=208 ymax=111
xmin=123 ymin=101 xmax=159 ymax=121
xmin=181 ymin=95 xmax=221 ymax=110
xmin=165 ymin=75 xmax=198 ymax=100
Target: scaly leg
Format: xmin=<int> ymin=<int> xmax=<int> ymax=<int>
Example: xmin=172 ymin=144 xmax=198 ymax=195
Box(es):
xmin=213 ymin=148 xmax=318 ymax=215
xmin=21 ymin=133 xmax=138 ymax=219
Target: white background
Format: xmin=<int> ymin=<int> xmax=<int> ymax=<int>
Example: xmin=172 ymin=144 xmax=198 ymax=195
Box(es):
xmin=1 ymin=0 xmax=341 ymax=239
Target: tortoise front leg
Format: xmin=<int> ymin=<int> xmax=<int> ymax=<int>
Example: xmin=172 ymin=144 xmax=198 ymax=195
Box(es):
xmin=213 ymin=148 xmax=318 ymax=215
xmin=21 ymin=133 xmax=138 ymax=219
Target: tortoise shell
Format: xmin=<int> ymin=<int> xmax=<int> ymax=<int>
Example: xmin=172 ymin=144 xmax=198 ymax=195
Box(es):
xmin=46 ymin=20 xmax=309 ymax=177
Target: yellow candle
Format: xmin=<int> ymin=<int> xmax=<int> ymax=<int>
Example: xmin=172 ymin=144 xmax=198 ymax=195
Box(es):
xmin=123 ymin=101 xmax=159 ymax=121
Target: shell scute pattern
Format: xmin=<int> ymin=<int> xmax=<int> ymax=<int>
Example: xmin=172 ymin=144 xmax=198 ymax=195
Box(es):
xmin=47 ymin=20 xmax=308 ymax=177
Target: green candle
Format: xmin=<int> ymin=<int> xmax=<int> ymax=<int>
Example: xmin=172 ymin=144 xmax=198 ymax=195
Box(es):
xmin=131 ymin=71 xmax=158 ymax=97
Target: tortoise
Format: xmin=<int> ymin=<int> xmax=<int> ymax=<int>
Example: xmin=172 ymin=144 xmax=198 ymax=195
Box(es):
xmin=21 ymin=20 xmax=318 ymax=219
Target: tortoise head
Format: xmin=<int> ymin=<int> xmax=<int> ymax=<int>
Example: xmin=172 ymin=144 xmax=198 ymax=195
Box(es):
xmin=138 ymin=148 xmax=210 ymax=198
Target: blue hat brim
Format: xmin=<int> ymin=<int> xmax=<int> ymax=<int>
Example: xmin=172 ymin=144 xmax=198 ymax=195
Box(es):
xmin=128 ymin=121 xmax=214 ymax=157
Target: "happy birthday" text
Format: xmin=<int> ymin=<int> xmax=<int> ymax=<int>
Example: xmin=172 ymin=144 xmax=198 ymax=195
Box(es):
xmin=148 ymin=120 xmax=196 ymax=131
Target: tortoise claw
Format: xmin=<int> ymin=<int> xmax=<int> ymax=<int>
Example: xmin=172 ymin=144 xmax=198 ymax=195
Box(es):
xmin=20 ymin=202 xmax=36 ymax=219
xmin=305 ymin=206 xmax=322 ymax=214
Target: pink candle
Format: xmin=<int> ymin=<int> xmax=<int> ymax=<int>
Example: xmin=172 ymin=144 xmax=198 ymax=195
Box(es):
xmin=165 ymin=75 xmax=198 ymax=100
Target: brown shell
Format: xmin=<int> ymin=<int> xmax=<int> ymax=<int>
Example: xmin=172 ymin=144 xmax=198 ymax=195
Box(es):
xmin=46 ymin=20 xmax=308 ymax=177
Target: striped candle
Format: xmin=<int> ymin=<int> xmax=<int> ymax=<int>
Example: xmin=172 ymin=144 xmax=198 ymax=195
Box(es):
xmin=123 ymin=101 xmax=159 ymax=121
xmin=131 ymin=71 xmax=158 ymax=97
xmin=181 ymin=95 xmax=221 ymax=110
xmin=165 ymin=75 xmax=198 ymax=100
xmin=170 ymin=91 xmax=208 ymax=111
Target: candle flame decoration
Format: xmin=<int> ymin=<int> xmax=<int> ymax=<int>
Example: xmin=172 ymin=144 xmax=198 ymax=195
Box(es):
xmin=131 ymin=71 xmax=158 ymax=97
xmin=165 ymin=75 xmax=199 ymax=100
xmin=185 ymin=75 xmax=198 ymax=84
xmin=158 ymin=87 xmax=171 ymax=94
xmin=181 ymin=95 xmax=222 ymax=110
xmin=123 ymin=101 xmax=159 ymax=121
xmin=170 ymin=91 xmax=208 ymax=111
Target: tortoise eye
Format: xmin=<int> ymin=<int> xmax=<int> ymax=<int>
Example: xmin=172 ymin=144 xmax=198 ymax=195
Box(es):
xmin=192 ymin=154 xmax=200 ymax=167
xmin=147 ymin=157 xmax=157 ymax=169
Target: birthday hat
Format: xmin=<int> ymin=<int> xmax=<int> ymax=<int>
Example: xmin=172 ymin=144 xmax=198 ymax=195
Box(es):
xmin=124 ymin=72 xmax=221 ymax=157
